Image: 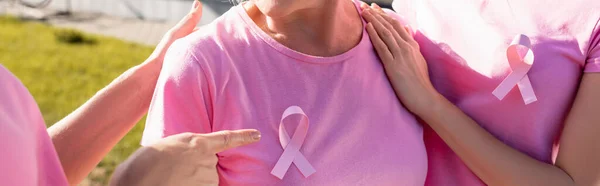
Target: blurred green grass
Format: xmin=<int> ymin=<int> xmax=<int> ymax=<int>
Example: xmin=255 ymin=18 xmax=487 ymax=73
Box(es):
xmin=0 ymin=16 xmax=154 ymax=185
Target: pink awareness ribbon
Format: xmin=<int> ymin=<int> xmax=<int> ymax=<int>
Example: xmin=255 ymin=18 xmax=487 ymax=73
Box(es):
xmin=271 ymin=106 xmax=316 ymax=179
xmin=492 ymin=34 xmax=537 ymax=105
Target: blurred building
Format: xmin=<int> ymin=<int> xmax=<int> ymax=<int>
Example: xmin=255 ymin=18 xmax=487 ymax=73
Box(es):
xmin=45 ymin=0 xmax=393 ymax=24
xmin=45 ymin=0 xmax=230 ymax=25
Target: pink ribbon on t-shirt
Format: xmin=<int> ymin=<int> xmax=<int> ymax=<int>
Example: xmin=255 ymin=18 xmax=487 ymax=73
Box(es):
xmin=492 ymin=34 xmax=537 ymax=105
xmin=271 ymin=106 xmax=316 ymax=179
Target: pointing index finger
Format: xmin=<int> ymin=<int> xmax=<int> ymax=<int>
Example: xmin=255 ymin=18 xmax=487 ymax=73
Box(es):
xmin=202 ymin=129 xmax=261 ymax=153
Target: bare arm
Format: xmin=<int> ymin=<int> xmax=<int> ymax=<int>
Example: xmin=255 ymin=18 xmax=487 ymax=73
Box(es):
xmin=419 ymin=74 xmax=600 ymax=186
xmin=48 ymin=61 xmax=159 ymax=184
xmin=362 ymin=4 xmax=600 ymax=186
xmin=47 ymin=1 xmax=203 ymax=184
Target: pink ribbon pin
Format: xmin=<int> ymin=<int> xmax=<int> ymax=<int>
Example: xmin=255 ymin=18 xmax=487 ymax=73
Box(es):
xmin=271 ymin=106 xmax=316 ymax=179
xmin=492 ymin=34 xmax=537 ymax=105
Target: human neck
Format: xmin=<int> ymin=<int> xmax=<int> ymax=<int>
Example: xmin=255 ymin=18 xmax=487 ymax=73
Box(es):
xmin=244 ymin=0 xmax=363 ymax=57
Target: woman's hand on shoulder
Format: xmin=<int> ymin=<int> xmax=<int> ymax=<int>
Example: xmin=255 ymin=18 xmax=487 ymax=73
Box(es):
xmin=144 ymin=0 xmax=203 ymax=69
xmin=361 ymin=3 xmax=440 ymax=116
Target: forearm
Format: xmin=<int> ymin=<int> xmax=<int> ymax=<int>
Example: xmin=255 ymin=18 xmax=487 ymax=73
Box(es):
xmin=48 ymin=60 xmax=161 ymax=184
xmin=421 ymin=94 xmax=574 ymax=186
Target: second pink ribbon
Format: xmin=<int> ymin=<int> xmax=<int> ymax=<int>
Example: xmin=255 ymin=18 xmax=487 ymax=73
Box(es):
xmin=492 ymin=34 xmax=537 ymax=105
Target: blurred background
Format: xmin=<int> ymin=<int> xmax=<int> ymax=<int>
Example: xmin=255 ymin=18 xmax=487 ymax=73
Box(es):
xmin=0 ymin=0 xmax=392 ymax=185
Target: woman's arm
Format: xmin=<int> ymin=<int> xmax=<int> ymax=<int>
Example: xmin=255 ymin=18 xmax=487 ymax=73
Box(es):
xmin=47 ymin=1 xmax=203 ymax=184
xmin=48 ymin=62 xmax=159 ymax=184
xmin=361 ymin=4 xmax=600 ymax=186
xmin=418 ymin=74 xmax=600 ymax=186
xmin=110 ymin=130 xmax=260 ymax=186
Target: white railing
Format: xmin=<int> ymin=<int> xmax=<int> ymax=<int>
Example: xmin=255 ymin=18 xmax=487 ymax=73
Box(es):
xmin=46 ymin=0 xmax=232 ymax=22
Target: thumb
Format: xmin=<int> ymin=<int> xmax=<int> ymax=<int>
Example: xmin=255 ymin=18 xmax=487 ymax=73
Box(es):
xmin=202 ymin=129 xmax=261 ymax=153
xmin=173 ymin=0 xmax=203 ymax=33
xmin=189 ymin=0 xmax=203 ymax=17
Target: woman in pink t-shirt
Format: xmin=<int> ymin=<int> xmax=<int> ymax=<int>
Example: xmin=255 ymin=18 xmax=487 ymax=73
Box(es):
xmin=141 ymin=0 xmax=428 ymax=185
xmin=362 ymin=0 xmax=600 ymax=185
xmin=1 ymin=1 xmax=261 ymax=185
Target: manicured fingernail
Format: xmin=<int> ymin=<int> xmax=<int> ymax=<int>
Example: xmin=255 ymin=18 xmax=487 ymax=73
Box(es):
xmin=190 ymin=0 xmax=200 ymax=11
xmin=252 ymin=131 xmax=261 ymax=140
xmin=372 ymin=3 xmax=381 ymax=9
xmin=360 ymin=2 xmax=369 ymax=9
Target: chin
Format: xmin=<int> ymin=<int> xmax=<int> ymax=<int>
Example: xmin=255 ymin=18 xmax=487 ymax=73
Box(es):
xmin=251 ymin=0 xmax=300 ymax=18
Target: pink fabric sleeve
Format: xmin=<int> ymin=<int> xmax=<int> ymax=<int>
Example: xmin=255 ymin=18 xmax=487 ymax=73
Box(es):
xmin=584 ymin=18 xmax=600 ymax=72
xmin=0 ymin=65 xmax=68 ymax=185
xmin=141 ymin=40 xmax=213 ymax=146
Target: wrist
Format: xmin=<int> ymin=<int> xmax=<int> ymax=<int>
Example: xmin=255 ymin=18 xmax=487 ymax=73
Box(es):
xmin=410 ymin=87 xmax=445 ymax=118
xmin=140 ymin=56 xmax=163 ymax=75
xmin=131 ymin=59 xmax=162 ymax=89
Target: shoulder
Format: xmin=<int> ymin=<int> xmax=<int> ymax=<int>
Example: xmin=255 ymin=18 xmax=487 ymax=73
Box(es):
xmin=0 ymin=65 xmax=41 ymax=119
xmin=0 ymin=65 xmax=51 ymax=186
xmin=160 ymin=6 xmax=254 ymax=84
xmin=162 ymin=5 xmax=258 ymax=81
xmin=173 ymin=5 xmax=254 ymax=64
xmin=529 ymin=0 xmax=600 ymax=58
xmin=0 ymin=65 xmax=45 ymax=135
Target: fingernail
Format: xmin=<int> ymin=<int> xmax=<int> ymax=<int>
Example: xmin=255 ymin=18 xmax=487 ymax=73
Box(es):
xmin=360 ymin=2 xmax=369 ymax=9
xmin=251 ymin=131 xmax=261 ymax=140
xmin=191 ymin=0 xmax=200 ymax=11
xmin=372 ymin=3 xmax=381 ymax=9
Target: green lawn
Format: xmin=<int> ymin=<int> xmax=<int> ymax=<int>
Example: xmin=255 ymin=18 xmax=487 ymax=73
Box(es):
xmin=0 ymin=16 xmax=154 ymax=185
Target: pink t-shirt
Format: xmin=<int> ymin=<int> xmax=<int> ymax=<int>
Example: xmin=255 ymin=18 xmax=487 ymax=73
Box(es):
xmin=0 ymin=65 xmax=69 ymax=186
xmin=141 ymin=0 xmax=427 ymax=185
xmin=391 ymin=0 xmax=600 ymax=185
